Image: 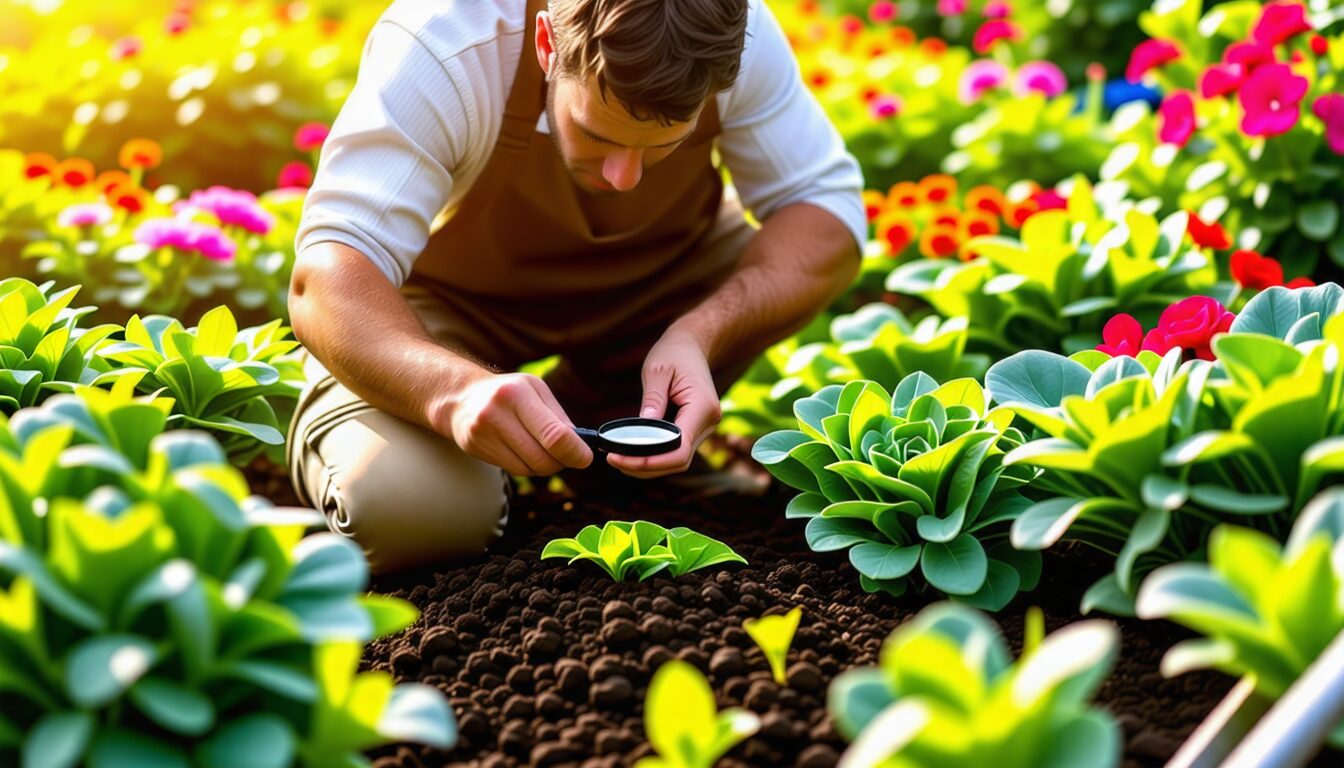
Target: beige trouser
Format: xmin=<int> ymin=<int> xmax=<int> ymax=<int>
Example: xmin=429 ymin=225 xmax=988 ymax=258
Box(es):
xmin=286 ymin=203 xmax=758 ymax=574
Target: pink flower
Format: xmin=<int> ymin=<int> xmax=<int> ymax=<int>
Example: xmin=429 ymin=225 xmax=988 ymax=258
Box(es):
xmin=1224 ymin=41 xmax=1275 ymax=72
xmin=1097 ymin=314 xmax=1144 ymax=357
xmin=56 ymin=202 xmax=114 ymax=229
xmin=1151 ymin=296 xmax=1235 ymax=361
xmin=868 ymin=0 xmax=896 ymax=24
xmin=937 ymin=0 xmax=967 ymax=17
xmin=1126 ymin=39 xmax=1181 ymax=83
xmin=1159 ymin=91 xmax=1197 ymax=146
xmin=973 ymin=20 xmax=1021 ymax=54
xmin=1014 ymin=61 xmax=1067 ymax=98
xmin=868 ymin=94 xmax=902 ymax=120
xmin=959 ymin=59 xmax=1009 ymax=104
xmin=293 ymin=122 xmax=330 ymax=153
xmin=1033 ymin=189 xmax=1068 ymax=211
xmin=164 ymin=12 xmax=190 ymax=36
xmin=134 ymin=218 xmax=237 ymax=262
xmin=983 ymin=0 xmax=1013 ymax=19
xmin=110 ymin=36 xmax=142 ymax=61
xmin=175 ymin=186 xmax=275 ymax=235
xmin=1239 ymin=62 xmax=1308 ymax=136
xmin=1252 ymin=1 xmax=1313 ymax=47
xmin=1199 ymin=63 xmax=1245 ymax=98
xmin=277 ymin=161 xmax=313 ymax=189
xmin=1313 ymin=94 xmax=1344 ymax=154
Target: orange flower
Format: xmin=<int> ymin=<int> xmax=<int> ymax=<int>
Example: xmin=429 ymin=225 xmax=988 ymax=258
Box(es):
xmin=1007 ymin=198 xmax=1041 ymax=229
xmin=119 ymin=139 xmax=162 ymax=170
xmin=921 ymin=38 xmax=949 ymax=56
xmin=878 ymin=214 xmax=915 ymax=256
xmin=888 ymin=181 xmax=921 ymax=208
xmin=891 ymin=26 xmax=916 ymax=47
xmin=94 ymin=170 xmax=134 ymax=195
xmin=56 ymin=158 xmax=96 ymax=188
xmin=862 ymin=190 xmax=887 ymax=221
xmin=918 ymin=174 xmax=957 ymax=205
xmin=959 ymin=211 xmax=1000 ymax=240
xmin=919 ymin=224 xmax=960 ymax=259
xmin=932 ymin=208 xmax=960 ymax=228
xmin=107 ymin=183 xmax=148 ymax=214
xmin=965 ymin=185 xmax=1007 ymax=217
xmin=22 ymin=152 xmax=58 ymax=179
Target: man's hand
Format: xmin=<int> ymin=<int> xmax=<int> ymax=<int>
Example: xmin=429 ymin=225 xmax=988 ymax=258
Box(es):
xmin=608 ymin=331 xmax=721 ymax=478
xmin=446 ymin=372 xmax=594 ymax=476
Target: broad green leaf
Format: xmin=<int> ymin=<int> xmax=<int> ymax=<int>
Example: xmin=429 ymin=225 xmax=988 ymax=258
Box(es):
xmin=920 ymin=534 xmax=988 ymax=596
xmin=196 ymin=714 xmax=295 ymax=768
xmin=849 ymin=542 xmax=920 ymax=581
xmin=22 ymin=711 xmax=93 ymax=768
xmin=986 ymin=351 xmax=1091 ymax=410
xmin=377 ymin=684 xmax=457 ymax=749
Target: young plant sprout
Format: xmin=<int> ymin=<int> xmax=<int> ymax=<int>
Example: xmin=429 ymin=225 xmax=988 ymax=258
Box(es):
xmin=635 ymin=660 xmax=760 ymax=768
xmin=743 ymin=606 xmax=803 ymax=685
xmin=541 ymin=521 xmax=745 ymax=582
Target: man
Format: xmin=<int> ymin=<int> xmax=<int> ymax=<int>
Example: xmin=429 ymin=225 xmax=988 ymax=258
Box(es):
xmin=288 ymin=0 xmax=864 ymax=574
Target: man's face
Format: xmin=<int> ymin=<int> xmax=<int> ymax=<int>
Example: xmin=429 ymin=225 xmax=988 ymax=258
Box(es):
xmin=545 ymin=73 xmax=700 ymax=195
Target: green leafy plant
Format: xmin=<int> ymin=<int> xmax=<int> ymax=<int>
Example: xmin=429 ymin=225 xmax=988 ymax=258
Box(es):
xmin=743 ymin=606 xmax=802 ymax=685
xmin=827 ymin=602 xmax=1121 ymax=768
xmin=636 ymin=659 xmax=760 ymax=768
xmin=1136 ymin=486 xmax=1344 ymax=747
xmin=0 ymin=401 xmax=455 ymax=766
xmin=752 ymin=372 xmax=1040 ymax=610
xmin=0 ymin=278 xmax=119 ymax=411
xmin=887 ymin=178 xmax=1218 ymax=358
xmin=541 ymin=521 xmax=745 ymax=582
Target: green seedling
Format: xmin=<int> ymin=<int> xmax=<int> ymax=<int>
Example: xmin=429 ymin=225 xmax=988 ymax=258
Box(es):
xmin=743 ymin=606 xmax=802 ymax=685
xmin=541 ymin=521 xmax=745 ymax=582
xmin=636 ymin=660 xmax=760 ymax=768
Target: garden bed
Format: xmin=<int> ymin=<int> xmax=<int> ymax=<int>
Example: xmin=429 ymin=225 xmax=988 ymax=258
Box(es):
xmin=246 ymin=459 xmax=1246 ymax=768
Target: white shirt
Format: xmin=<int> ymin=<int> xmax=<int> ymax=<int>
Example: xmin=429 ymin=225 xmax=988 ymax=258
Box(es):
xmin=297 ymin=0 xmax=866 ymax=286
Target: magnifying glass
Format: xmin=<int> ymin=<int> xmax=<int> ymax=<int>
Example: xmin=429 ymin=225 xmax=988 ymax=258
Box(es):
xmin=574 ymin=417 xmax=682 ymax=457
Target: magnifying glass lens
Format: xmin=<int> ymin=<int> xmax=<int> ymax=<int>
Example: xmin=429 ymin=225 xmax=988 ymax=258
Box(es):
xmin=600 ymin=424 xmax=678 ymax=445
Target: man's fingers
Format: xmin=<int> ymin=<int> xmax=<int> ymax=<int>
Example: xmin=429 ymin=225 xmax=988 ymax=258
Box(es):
xmin=640 ymin=364 xmax=674 ymax=419
xmin=515 ymin=390 xmax=593 ymax=469
xmin=525 ymin=375 xmax=576 ymax=427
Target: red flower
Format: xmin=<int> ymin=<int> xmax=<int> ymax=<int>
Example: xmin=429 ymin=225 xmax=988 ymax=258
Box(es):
xmin=1199 ymin=63 xmax=1245 ymax=98
xmin=1186 ymin=212 xmax=1231 ymax=250
xmin=277 ymin=161 xmax=313 ymax=189
xmin=1252 ymin=1 xmax=1313 ymax=47
xmin=1311 ymin=35 xmax=1329 ymax=57
xmin=840 ymin=15 xmax=864 ymax=36
xmin=1313 ymin=94 xmax=1344 ymax=155
xmin=1158 ymin=91 xmax=1197 ymax=146
xmin=1126 ymin=39 xmax=1181 ymax=83
xmin=1097 ymin=314 xmax=1144 ymax=357
xmin=1152 ymin=297 xmax=1235 ymax=361
xmin=1224 ymin=41 xmax=1274 ymax=72
xmin=972 ymin=20 xmax=1021 ymax=54
xmin=1229 ymin=249 xmax=1284 ymax=290
xmin=1239 ymin=62 xmax=1308 ymax=137
xmin=293 ymin=122 xmax=330 ymax=153
xmin=1287 ymin=277 xmax=1316 ymax=289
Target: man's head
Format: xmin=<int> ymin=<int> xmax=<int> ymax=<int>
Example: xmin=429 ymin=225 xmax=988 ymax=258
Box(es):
xmin=536 ymin=0 xmax=748 ymax=194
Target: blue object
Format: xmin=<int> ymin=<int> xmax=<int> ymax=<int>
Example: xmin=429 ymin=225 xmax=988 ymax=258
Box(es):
xmin=1103 ymin=79 xmax=1162 ymax=111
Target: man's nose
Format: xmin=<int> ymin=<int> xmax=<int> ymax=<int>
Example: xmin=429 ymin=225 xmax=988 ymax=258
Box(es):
xmin=602 ymin=149 xmax=643 ymax=191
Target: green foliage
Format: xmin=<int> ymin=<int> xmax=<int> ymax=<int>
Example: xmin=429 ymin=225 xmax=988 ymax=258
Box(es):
xmin=743 ymin=606 xmax=802 ymax=686
xmin=827 ymin=602 xmax=1121 ymax=768
xmin=0 ymin=395 xmax=455 ymax=767
xmin=540 ymin=521 xmax=745 ymax=582
xmin=887 ymin=179 xmax=1218 ymax=358
xmin=0 ymin=278 xmax=118 ymax=411
xmin=635 ymin=660 xmax=760 ymax=768
xmin=1136 ymin=487 xmax=1344 ymax=747
xmin=988 ymin=306 xmax=1344 ymax=613
xmin=752 ymin=373 xmax=1040 ymax=609
xmin=721 ymin=303 xmax=987 ymax=440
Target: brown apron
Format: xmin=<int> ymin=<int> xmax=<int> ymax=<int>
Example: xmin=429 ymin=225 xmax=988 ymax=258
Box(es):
xmin=405 ymin=0 xmax=743 ymax=387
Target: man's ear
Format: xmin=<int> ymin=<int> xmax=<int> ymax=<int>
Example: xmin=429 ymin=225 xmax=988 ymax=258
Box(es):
xmin=535 ymin=11 xmax=556 ymax=82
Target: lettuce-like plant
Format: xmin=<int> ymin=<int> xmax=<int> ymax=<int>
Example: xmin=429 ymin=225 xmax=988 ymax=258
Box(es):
xmin=743 ymin=606 xmax=802 ymax=685
xmin=0 ymin=411 xmax=454 ymax=767
xmin=1136 ymin=487 xmax=1344 ymax=747
xmin=541 ymin=521 xmax=744 ymax=582
xmin=828 ymin=602 xmax=1121 ymax=768
xmin=887 ymin=178 xmax=1218 ymax=358
xmin=636 ymin=659 xmax=760 ymax=768
xmin=94 ymin=305 xmax=303 ymax=460
xmin=752 ymin=373 xmax=1040 ymax=610
xmin=0 ymin=278 xmax=118 ymax=411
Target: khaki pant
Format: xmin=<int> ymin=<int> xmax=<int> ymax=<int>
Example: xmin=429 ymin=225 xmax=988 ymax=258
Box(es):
xmin=287 ymin=202 xmax=757 ymax=574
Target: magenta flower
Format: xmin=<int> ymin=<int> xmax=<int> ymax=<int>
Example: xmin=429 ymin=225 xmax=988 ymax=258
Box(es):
xmin=1239 ymin=62 xmax=1308 ymax=137
xmin=1152 ymin=296 xmax=1235 ymax=361
xmin=1097 ymin=314 xmax=1144 ymax=357
xmin=293 ymin=122 xmax=330 ymax=153
xmin=973 ymin=20 xmax=1021 ymax=54
xmin=868 ymin=94 xmax=903 ymax=120
xmin=1126 ymin=39 xmax=1181 ymax=83
xmin=1252 ymin=1 xmax=1313 ymax=47
xmin=1014 ymin=61 xmax=1067 ymax=98
xmin=1224 ymin=41 xmax=1275 ymax=72
xmin=1314 ymin=94 xmax=1344 ymax=154
xmin=1199 ymin=63 xmax=1245 ymax=98
xmin=135 ymin=218 xmax=237 ymax=262
xmin=56 ymin=202 xmax=114 ymax=229
xmin=1159 ymin=91 xmax=1197 ymax=146
xmin=110 ymin=36 xmax=142 ymax=61
xmin=959 ymin=59 xmax=1009 ymax=104
xmin=937 ymin=0 xmax=966 ymax=17
xmin=868 ymin=0 xmax=896 ymax=23
xmin=175 ymin=186 xmax=275 ymax=235
xmin=277 ymin=161 xmax=313 ymax=189
xmin=983 ymin=0 xmax=1012 ymax=19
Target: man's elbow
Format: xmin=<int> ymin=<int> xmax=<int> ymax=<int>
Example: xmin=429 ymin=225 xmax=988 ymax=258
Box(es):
xmin=287 ymin=248 xmax=322 ymax=347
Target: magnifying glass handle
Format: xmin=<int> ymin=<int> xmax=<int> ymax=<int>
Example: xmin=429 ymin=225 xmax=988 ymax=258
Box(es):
xmin=573 ymin=427 xmax=605 ymax=452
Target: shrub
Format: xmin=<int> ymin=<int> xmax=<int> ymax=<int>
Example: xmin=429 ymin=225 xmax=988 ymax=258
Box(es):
xmin=540 ymin=521 xmax=745 ymax=582
xmin=752 ymin=373 xmax=1039 ymax=610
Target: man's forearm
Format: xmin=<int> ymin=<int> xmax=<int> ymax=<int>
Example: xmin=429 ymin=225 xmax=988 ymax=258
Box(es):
xmin=667 ymin=202 xmax=861 ymax=369
xmin=288 ymin=241 xmax=490 ymax=434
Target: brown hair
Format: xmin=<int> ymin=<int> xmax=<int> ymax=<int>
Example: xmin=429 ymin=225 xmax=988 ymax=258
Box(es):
xmin=549 ymin=0 xmax=749 ymax=125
